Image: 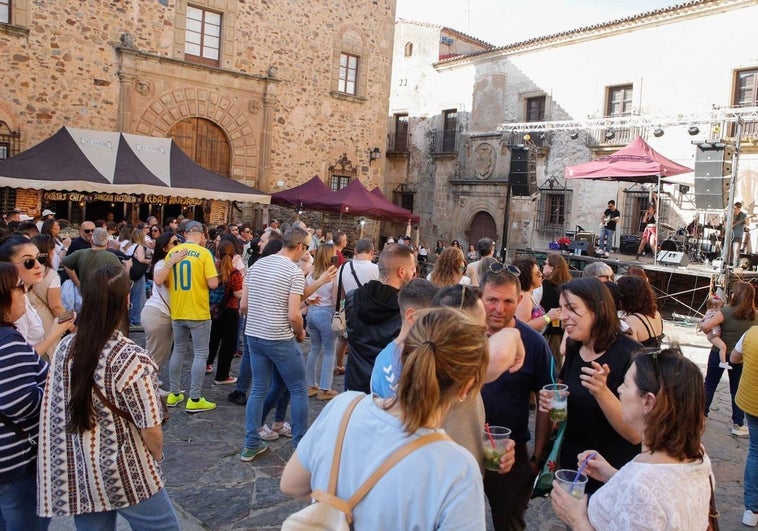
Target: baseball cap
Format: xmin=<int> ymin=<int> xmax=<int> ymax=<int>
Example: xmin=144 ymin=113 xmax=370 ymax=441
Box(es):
xmin=186 ymin=221 xmax=204 ymax=233
xmin=42 ymin=209 xmax=56 ymax=217
xmin=92 ymin=227 xmax=109 ymax=246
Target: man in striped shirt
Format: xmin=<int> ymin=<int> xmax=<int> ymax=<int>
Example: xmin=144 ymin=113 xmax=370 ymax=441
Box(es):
xmin=240 ymin=226 xmax=311 ymax=462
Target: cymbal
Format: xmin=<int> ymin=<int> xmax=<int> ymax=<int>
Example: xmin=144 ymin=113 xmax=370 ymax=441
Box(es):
xmin=659 ymin=222 xmax=675 ymax=231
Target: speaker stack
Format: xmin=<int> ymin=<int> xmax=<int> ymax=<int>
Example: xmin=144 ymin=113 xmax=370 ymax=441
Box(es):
xmin=569 ymin=232 xmax=595 ymax=256
xmin=694 ymin=144 xmax=733 ymax=210
xmin=509 ymin=147 xmax=537 ymax=196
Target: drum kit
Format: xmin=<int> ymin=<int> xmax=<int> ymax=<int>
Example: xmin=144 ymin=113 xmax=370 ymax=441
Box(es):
xmin=658 ymin=222 xmax=721 ymax=263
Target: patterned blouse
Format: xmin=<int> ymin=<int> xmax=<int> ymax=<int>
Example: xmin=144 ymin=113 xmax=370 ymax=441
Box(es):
xmin=37 ymin=332 xmax=165 ymax=517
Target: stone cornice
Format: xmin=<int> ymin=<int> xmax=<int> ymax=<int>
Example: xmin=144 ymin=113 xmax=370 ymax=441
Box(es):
xmin=116 ymin=47 xmax=277 ymax=84
xmin=433 ymin=0 xmax=753 ymax=70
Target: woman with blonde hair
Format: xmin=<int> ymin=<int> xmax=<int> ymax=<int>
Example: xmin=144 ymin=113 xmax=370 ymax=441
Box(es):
xmin=305 ymin=243 xmax=338 ymax=400
xmin=282 ymin=307 xmax=489 ymax=529
xmin=429 ymin=246 xmax=470 ymax=287
xmin=206 ymin=239 xmax=243 ymax=384
xmin=37 ymin=264 xmax=179 ymax=528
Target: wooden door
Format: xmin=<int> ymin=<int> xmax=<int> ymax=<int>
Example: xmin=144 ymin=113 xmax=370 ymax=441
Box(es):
xmin=168 ymin=118 xmax=230 ymax=177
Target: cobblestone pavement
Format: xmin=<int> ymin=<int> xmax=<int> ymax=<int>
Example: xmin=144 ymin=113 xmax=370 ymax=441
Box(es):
xmin=51 ymin=319 xmax=748 ymax=530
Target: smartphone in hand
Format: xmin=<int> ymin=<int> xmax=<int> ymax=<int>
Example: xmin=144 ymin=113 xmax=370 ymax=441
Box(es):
xmin=330 ymin=256 xmax=339 ymax=267
xmin=58 ymin=310 xmax=75 ymax=323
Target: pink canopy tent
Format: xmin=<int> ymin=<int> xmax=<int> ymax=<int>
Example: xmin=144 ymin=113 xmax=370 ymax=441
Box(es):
xmin=564 ymin=136 xmax=692 ymax=183
xmin=270 ymin=175 xmax=331 ymax=208
xmin=310 ymin=179 xmax=419 ymax=223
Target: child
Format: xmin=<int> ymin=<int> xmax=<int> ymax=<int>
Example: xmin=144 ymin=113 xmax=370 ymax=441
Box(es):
xmin=701 ymin=295 xmax=731 ymax=369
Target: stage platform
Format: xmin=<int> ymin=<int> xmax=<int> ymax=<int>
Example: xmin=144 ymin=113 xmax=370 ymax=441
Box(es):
xmin=514 ymin=248 xmax=758 ymax=318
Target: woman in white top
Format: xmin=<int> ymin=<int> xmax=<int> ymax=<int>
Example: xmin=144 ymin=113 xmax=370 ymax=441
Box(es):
xmin=141 ymin=232 xmax=183 ymax=370
xmin=281 ymin=307 xmax=489 ymax=530
xmin=551 ymin=346 xmax=713 ymax=530
xmin=304 ymin=244 xmax=338 ymax=400
xmin=40 ymin=218 xmax=71 ymax=272
xmin=0 ymin=235 xmax=73 ymax=356
xmin=29 ymin=235 xmax=68 ymax=357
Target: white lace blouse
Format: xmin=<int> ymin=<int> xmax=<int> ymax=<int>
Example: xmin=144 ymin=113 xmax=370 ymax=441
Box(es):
xmin=588 ymin=453 xmax=712 ymax=530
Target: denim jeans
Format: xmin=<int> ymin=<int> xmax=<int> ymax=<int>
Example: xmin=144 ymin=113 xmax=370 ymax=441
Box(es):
xmin=169 ymin=319 xmax=211 ymax=400
xmin=746 ymin=413 xmax=758 ymax=512
xmin=599 ymin=227 xmax=615 ymax=253
xmin=68 ymin=488 xmax=180 ymax=531
xmin=704 ymin=346 xmax=745 ymax=426
xmin=244 ymin=336 xmax=308 ymax=449
xmin=234 ymin=317 xmax=253 ymax=393
xmin=305 ymin=306 xmax=337 ymax=390
xmin=0 ymin=474 xmax=42 ymax=530
xmin=130 ymin=275 xmax=146 ymax=325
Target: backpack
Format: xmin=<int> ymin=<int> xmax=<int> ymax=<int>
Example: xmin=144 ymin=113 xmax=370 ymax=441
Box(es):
xmin=209 ymin=267 xmax=240 ymax=320
xmin=281 ymin=395 xmax=448 ymax=530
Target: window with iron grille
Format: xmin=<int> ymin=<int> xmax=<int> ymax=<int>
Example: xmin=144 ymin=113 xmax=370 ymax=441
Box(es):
xmin=330 ymin=175 xmax=350 ymax=191
xmin=185 ymin=6 xmax=221 ymax=67
xmin=535 ymin=189 xmax=572 ymax=237
xmin=390 ymin=114 xmax=409 ymax=153
xmin=526 ymin=96 xmax=546 ymax=122
xmin=338 ymin=53 xmax=359 ymax=95
xmin=442 ymin=109 xmax=457 ymax=152
xmin=620 ymin=190 xmax=668 ymax=235
xmin=0 ymin=121 xmax=20 ymax=160
xmin=393 ymin=191 xmax=414 ymax=212
xmin=328 ymin=154 xmax=356 ymax=191
xmin=0 ymin=0 xmax=10 ymax=24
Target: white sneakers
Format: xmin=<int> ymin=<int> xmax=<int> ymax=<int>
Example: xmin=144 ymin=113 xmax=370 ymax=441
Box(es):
xmin=719 ymin=361 xmax=733 ymax=370
xmin=743 ymin=509 xmax=758 ymax=527
xmin=731 ymin=423 xmax=750 ymax=437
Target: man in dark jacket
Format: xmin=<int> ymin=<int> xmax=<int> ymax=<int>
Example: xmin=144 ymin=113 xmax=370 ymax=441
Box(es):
xmin=344 ymin=243 xmax=416 ymax=393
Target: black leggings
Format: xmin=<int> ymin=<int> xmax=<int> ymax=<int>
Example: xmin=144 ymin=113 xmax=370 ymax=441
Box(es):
xmin=208 ymin=307 xmax=240 ymax=380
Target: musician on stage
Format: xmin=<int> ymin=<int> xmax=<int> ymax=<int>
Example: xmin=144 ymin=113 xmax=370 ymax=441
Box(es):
xmin=599 ymin=200 xmax=621 ymax=257
xmin=636 ymin=204 xmax=657 ymax=259
xmin=732 ymin=201 xmax=748 ymax=266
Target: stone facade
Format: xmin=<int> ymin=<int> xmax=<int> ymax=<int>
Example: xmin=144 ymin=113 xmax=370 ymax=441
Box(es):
xmin=389 ymin=1 xmax=758 ymax=256
xmin=0 ymin=0 xmax=396 ymax=228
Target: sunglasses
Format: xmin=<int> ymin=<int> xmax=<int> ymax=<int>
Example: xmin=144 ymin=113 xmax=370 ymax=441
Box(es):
xmin=37 ymin=253 xmax=48 ymax=266
xmin=151 ymin=228 xmax=161 ymax=233
xmin=82 ymin=229 xmax=94 ymax=234
xmin=488 ymin=262 xmax=521 ymax=277
xmin=18 ymin=257 xmax=41 ymax=270
xmin=169 ymin=239 xmax=180 ymax=247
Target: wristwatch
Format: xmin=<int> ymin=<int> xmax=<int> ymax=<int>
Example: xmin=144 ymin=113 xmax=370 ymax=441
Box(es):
xmin=543 ymin=315 xmax=551 ymax=325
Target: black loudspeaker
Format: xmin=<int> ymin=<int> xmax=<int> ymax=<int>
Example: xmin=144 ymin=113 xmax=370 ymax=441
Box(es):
xmin=619 ymin=234 xmax=640 ymax=255
xmin=568 ymin=240 xmax=592 ymax=255
xmin=509 ymin=147 xmax=537 ymax=196
xmin=657 ymin=250 xmax=689 ymax=266
xmin=694 ymin=144 xmax=733 ymax=210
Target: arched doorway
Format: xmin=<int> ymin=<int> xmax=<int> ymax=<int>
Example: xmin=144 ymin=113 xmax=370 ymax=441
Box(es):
xmin=468 ymin=211 xmax=497 ymax=248
xmin=165 ymin=118 xmax=231 ymax=221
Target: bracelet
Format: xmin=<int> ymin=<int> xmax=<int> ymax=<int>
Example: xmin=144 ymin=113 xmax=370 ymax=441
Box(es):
xmin=543 ymin=315 xmax=551 ymax=324
xmin=157 ymin=452 xmax=165 ymax=463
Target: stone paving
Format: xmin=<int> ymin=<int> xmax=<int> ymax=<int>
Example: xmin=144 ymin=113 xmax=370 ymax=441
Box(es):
xmin=52 ymin=319 xmax=750 ymax=530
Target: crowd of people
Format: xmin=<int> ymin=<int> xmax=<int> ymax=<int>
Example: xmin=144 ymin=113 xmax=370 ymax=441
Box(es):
xmin=0 ymin=208 xmax=750 ymax=529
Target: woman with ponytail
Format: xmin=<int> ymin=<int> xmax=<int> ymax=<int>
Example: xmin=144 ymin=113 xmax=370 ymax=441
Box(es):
xmin=281 ymin=307 xmax=489 ymax=529
xmin=37 ymin=264 xmax=180 ymax=529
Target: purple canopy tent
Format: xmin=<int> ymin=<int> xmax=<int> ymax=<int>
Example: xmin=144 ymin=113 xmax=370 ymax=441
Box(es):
xmin=310 ymin=179 xmax=419 ymax=223
xmin=270 ymin=175 xmax=332 ymax=208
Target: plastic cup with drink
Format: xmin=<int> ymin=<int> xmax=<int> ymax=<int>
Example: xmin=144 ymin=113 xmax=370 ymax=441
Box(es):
xmin=482 ymin=424 xmax=511 ymax=472
xmin=555 ymin=469 xmax=588 ymax=499
xmin=543 ymin=383 xmax=568 ymax=422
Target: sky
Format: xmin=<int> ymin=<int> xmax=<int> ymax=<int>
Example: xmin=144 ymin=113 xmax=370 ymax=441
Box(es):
xmin=395 ymin=0 xmax=685 ymax=46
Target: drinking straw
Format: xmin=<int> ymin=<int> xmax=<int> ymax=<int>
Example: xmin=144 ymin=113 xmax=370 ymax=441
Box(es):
xmin=570 ymin=452 xmax=598 ymax=492
xmin=550 ymin=356 xmax=556 ymax=386
xmin=484 ymin=423 xmax=496 ymax=448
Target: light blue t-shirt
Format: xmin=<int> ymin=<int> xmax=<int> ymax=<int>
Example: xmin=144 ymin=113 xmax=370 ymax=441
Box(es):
xmin=370 ymin=341 xmax=402 ymax=398
xmin=296 ymin=392 xmax=485 ymax=530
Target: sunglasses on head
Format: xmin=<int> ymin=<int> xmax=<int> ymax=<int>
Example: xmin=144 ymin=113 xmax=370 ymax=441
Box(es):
xmin=488 ymin=262 xmax=521 ymax=277
xmin=151 ymin=228 xmax=161 ymax=232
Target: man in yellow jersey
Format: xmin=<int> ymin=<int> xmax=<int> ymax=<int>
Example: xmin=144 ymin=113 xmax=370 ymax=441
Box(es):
xmin=165 ymin=221 xmax=219 ymax=413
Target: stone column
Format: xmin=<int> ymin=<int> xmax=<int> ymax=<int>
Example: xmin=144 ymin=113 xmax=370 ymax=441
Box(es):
xmin=257 ymin=69 xmax=278 ymax=194
xmin=116 ymin=70 xmax=136 ymax=133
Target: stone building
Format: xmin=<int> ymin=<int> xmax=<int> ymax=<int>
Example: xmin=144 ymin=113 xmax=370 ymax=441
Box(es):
xmin=389 ymin=0 xmax=758 ymax=257
xmin=0 ymin=0 xmax=396 ymax=228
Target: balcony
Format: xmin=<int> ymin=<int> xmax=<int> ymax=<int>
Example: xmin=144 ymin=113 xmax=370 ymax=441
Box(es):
xmin=429 ymin=130 xmax=458 ymax=157
xmin=386 ymin=133 xmax=410 ymax=157
xmin=586 ymin=126 xmax=643 ymax=148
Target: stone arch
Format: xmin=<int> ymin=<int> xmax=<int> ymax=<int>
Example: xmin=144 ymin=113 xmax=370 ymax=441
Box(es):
xmin=460 ymin=199 xmax=501 ymax=246
xmin=134 ymin=88 xmax=258 ymax=185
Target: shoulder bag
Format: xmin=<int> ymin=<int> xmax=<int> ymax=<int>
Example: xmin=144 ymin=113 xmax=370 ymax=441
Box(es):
xmin=282 ymin=395 xmax=449 ymax=530
xmin=330 ymin=265 xmax=347 ymax=333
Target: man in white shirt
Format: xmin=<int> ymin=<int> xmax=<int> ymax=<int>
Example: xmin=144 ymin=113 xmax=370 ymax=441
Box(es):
xmin=333 ymin=238 xmax=379 ymax=374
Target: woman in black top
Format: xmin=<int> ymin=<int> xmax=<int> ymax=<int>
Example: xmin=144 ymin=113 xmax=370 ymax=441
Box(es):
xmin=617 ymin=275 xmax=664 ymax=347
xmin=539 ymin=277 xmax=642 ymax=493
xmin=541 ymin=254 xmax=572 ymax=369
